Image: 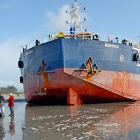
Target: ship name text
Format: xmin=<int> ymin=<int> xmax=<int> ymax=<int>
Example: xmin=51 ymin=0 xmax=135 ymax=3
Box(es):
xmin=105 ymin=43 xmax=119 ymax=48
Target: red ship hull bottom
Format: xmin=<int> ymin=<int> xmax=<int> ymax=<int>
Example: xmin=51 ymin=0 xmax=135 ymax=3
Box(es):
xmin=24 ymin=69 xmax=140 ymax=105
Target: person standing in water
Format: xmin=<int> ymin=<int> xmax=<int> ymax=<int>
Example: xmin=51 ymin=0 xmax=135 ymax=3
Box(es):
xmin=8 ymin=93 xmax=15 ymax=117
xmin=0 ymin=93 xmax=5 ymax=117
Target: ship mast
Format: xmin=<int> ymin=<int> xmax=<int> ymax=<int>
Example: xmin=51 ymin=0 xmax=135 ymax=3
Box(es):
xmin=66 ymin=0 xmax=86 ymax=35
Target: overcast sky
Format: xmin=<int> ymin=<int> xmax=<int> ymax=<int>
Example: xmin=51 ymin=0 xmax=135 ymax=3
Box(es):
xmin=0 ymin=0 xmax=140 ymax=90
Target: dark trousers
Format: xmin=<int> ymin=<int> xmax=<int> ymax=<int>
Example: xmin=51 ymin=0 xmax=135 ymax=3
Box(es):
xmin=10 ymin=107 xmax=14 ymax=115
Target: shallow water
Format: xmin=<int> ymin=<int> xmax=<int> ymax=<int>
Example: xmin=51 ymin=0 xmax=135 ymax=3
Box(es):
xmin=1 ymin=101 xmax=140 ymax=140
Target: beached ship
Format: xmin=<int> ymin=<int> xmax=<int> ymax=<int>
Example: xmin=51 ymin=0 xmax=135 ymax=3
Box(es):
xmin=18 ymin=0 xmax=140 ymax=105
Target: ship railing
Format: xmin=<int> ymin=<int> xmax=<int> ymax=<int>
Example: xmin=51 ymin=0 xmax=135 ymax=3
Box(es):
xmin=49 ymin=31 xmax=139 ymax=46
xmin=21 ymin=31 xmax=140 ymax=51
xmin=48 ymin=31 xmax=107 ymax=41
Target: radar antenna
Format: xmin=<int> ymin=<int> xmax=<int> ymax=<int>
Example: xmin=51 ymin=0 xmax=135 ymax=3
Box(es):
xmin=66 ymin=0 xmax=86 ymax=35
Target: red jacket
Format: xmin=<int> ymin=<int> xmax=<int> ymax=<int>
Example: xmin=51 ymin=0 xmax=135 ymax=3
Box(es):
xmin=8 ymin=95 xmax=14 ymax=107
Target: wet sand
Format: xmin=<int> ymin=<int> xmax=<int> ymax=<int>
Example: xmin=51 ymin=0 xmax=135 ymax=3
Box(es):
xmin=1 ymin=101 xmax=140 ymax=140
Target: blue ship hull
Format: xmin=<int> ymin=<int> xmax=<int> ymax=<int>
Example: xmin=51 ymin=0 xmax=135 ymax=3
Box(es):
xmin=19 ymin=38 xmax=140 ymax=105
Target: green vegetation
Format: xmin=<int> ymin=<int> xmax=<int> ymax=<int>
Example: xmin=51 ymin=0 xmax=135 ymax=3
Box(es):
xmin=0 ymin=86 xmax=17 ymax=93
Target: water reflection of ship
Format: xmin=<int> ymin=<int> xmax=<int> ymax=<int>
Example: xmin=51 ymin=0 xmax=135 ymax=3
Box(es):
xmin=87 ymin=101 xmax=140 ymax=139
xmin=9 ymin=116 xmax=15 ymax=136
xmin=24 ymin=102 xmax=140 ymax=139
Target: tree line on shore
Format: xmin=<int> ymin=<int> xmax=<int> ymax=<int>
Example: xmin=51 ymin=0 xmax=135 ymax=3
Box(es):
xmin=0 ymin=86 xmax=23 ymax=95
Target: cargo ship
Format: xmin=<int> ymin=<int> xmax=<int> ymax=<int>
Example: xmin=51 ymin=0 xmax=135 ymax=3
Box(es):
xmin=18 ymin=0 xmax=140 ymax=105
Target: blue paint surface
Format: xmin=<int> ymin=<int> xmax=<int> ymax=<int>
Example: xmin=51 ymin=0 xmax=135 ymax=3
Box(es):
xmin=22 ymin=38 xmax=140 ymax=77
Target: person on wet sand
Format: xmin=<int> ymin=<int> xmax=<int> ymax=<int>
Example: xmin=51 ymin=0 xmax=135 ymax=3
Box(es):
xmin=8 ymin=93 xmax=15 ymax=117
xmin=0 ymin=93 xmax=5 ymax=117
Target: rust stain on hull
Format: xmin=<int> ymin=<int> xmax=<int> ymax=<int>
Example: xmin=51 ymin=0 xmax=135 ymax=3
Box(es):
xmin=24 ymin=68 xmax=140 ymax=105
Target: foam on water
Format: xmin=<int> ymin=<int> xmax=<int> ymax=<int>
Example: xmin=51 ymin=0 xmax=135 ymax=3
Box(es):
xmin=1 ymin=102 xmax=140 ymax=140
